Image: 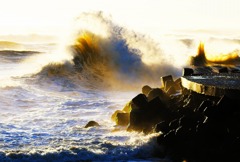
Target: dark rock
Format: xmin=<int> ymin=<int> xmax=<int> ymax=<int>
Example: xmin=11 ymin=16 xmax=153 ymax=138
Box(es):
xmin=116 ymin=113 xmax=130 ymax=126
xmin=128 ymin=96 xmax=171 ymax=132
xmin=168 ymin=119 xmax=179 ymax=130
xmin=179 ymin=115 xmax=197 ymax=128
xmin=148 ymin=97 xmax=171 ymax=122
xmin=173 ymin=78 xmax=182 ymax=91
xmin=142 ymin=85 xmax=152 ymax=96
xmin=216 ymin=95 xmax=237 ymax=115
xmin=155 ymin=121 xmax=170 ymax=133
xmin=160 ymin=75 xmax=173 ymax=90
xmin=131 ymin=94 xmax=148 ymax=110
xmin=175 ymin=126 xmax=192 ymax=140
xmin=182 ymin=68 xmax=194 ymax=76
xmin=196 ymin=100 xmax=213 ymax=112
xmin=203 ymin=105 xmax=218 ymax=118
xmin=128 ymin=109 xmax=145 ymax=132
xmin=84 ymin=121 xmax=100 ymax=128
xmin=164 ymin=80 xmax=175 ymax=92
xmin=219 ymin=67 xmax=228 ymax=73
xmin=166 ymin=86 xmax=176 ymax=96
xmin=147 ymin=88 xmax=169 ymax=102
xmin=111 ymin=110 xmax=124 ymax=122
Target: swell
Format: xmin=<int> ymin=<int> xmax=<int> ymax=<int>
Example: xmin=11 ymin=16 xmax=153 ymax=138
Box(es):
xmin=0 ymin=50 xmax=41 ymax=56
xmin=0 ymin=50 xmax=41 ymax=63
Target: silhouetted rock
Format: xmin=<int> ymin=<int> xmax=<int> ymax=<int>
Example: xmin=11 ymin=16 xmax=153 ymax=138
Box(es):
xmin=111 ymin=110 xmax=124 ymax=122
xmin=161 ymin=75 xmax=174 ymax=91
xmin=116 ymin=113 xmax=130 ymax=126
xmin=155 ymin=121 xmax=169 ymax=134
xmin=147 ymin=88 xmax=169 ymax=102
xmin=142 ymin=85 xmax=152 ymax=96
xmin=131 ymin=94 xmax=148 ymax=110
xmin=84 ymin=121 xmax=100 ymax=128
xmin=182 ymin=68 xmax=194 ymax=76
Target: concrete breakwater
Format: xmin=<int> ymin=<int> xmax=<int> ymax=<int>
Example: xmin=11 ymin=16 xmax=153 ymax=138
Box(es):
xmin=112 ymin=66 xmax=240 ymax=161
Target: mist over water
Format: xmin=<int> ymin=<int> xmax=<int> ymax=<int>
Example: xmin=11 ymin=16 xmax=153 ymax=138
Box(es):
xmin=0 ymin=11 xmax=240 ymax=161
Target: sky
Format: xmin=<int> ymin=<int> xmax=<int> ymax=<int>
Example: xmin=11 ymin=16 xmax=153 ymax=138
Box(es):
xmin=0 ymin=0 xmax=239 ymax=36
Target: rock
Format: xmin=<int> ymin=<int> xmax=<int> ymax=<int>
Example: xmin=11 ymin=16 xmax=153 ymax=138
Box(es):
xmin=166 ymin=86 xmax=176 ymax=96
xmin=131 ymin=94 xmax=148 ymax=110
xmin=164 ymin=80 xmax=175 ymax=92
xmin=116 ymin=113 xmax=130 ymax=126
xmin=84 ymin=121 xmax=100 ymax=128
xmin=182 ymin=68 xmax=194 ymax=76
xmin=216 ymin=95 xmax=237 ymax=115
xmin=212 ymin=66 xmax=228 ymax=73
xmin=128 ymin=108 xmax=145 ymax=132
xmin=155 ymin=121 xmax=170 ymax=133
xmin=111 ymin=110 xmax=124 ymax=122
xmin=128 ymin=96 xmax=171 ymax=132
xmin=160 ymin=75 xmax=174 ymax=91
xmin=142 ymin=85 xmax=152 ymax=96
xmin=147 ymin=88 xmax=169 ymax=102
xmin=196 ymin=100 xmax=213 ymax=112
xmin=174 ymin=78 xmax=182 ymax=91
xmin=168 ymin=119 xmax=179 ymax=130
xmin=122 ymin=101 xmax=132 ymax=113
xmin=203 ymin=105 xmax=218 ymax=118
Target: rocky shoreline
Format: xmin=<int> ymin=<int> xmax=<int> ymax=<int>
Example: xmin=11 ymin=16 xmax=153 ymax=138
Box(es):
xmin=111 ymin=66 xmax=240 ymax=161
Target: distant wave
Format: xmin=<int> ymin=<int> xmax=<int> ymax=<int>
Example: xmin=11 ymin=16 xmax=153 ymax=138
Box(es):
xmin=0 ymin=50 xmax=41 ymax=64
xmin=0 ymin=50 xmax=41 ymax=55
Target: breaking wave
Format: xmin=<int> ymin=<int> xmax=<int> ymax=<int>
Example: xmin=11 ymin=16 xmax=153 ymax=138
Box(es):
xmin=5 ymin=12 xmax=240 ymax=91
xmin=34 ymin=12 xmax=185 ymax=90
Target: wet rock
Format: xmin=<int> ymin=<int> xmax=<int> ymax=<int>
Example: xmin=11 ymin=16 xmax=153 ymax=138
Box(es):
xmin=173 ymin=78 xmax=182 ymax=91
xmin=84 ymin=121 xmax=100 ymax=128
xmin=212 ymin=66 xmax=228 ymax=73
xmin=147 ymin=88 xmax=169 ymax=102
xmin=122 ymin=101 xmax=132 ymax=113
xmin=160 ymin=75 xmax=173 ymax=90
xmin=128 ymin=108 xmax=145 ymax=132
xmin=196 ymin=100 xmax=213 ymax=112
xmin=128 ymin=96 xmax=171 ymax=132
xmin=168 ymin=119 xmax=179 ymax=130
xmin=216 ymin=95 xmax=237 ymax=115
xmin=111 ymin=110 xmax=124 ymax=122
xmin=116 ymin=113 xmax=130 ymax=126
xmin=155 ymin=121 xmax=170 ymax=134
xmin=142 ymin=85 xmax=152 ymax=96
xmin=131 ymin=94 xmax=148 ymax=110
xmin=182 ymin=68 xmax=194 ymax=76
xmin=166 ymin=86 xmax=176 ymax=96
